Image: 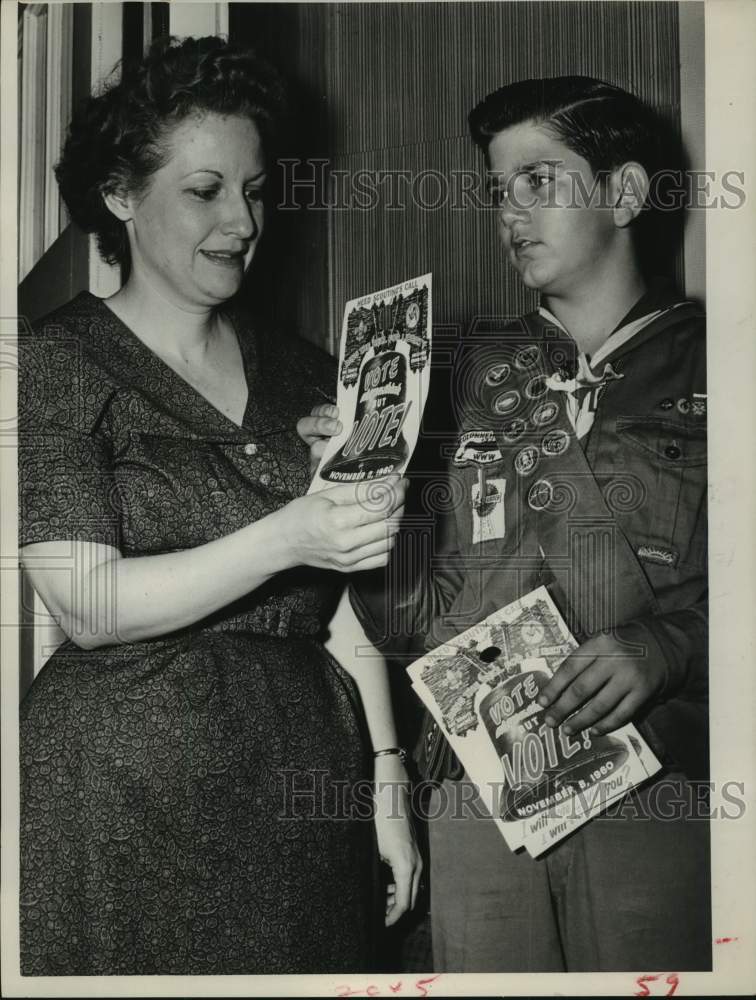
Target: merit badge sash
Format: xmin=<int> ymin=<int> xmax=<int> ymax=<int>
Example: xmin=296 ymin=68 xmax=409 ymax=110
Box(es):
xmin=451 ymin=314 xmax=660 ymax=632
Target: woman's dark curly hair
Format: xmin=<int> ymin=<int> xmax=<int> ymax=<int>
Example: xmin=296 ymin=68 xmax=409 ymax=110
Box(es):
xmin=55 ymin=35 xmax=286 ymax=269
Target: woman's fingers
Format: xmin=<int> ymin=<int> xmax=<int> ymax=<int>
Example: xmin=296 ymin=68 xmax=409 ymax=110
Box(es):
xmin=288 ymin=476 xmax=407 ymax=571
xmin=332 ymin=534 xmax=398 ymax=571
xmin=324 ymin=477 xmax=407 ymax=517
xmin=385 ymin=858 xmax=413 ymax=927
xmin=311 ymin=403 xmax=339 ymax=419
xmin=297 ymin=404 xmax=341 ymax=444
xmin=410 ymin=854 xmax=423 ymax=910
xmin=348 ymin=551 xmax=397 ymax=573
xmin=310 ymin=439 xmax=328 ymax=462
xmin=296 ymin=409 xmax=342 ymax=446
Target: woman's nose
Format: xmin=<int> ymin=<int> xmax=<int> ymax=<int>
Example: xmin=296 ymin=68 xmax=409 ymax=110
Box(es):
xmin=221 ymin=193 xmax=260 ymax=239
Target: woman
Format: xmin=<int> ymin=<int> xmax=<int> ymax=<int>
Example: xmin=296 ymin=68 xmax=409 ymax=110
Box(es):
xmin=18 ymin=35 xmax=420 ymax=975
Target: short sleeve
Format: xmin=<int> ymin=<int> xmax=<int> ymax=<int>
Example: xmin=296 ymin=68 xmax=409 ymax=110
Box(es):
xmin=18 ymin=331 xmax=120 ymax=548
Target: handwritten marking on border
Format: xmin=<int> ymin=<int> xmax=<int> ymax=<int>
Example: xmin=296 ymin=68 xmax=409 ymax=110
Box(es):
xmin=335 ymin=975 xmax=441 ymax=998
xmin=634 ymin=973 xmax=679 ymax=997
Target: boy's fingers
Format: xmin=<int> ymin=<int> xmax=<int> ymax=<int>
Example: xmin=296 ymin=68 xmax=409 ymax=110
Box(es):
xmin=538 ymin=650 xmax=598 ymax=709
xmin=541 ymin=657 xmax=606 ymax=727
xmin=558 ymin=676 xmax=627 ymax=735
xmin=587 ymin=692 xmax=640 ymax=736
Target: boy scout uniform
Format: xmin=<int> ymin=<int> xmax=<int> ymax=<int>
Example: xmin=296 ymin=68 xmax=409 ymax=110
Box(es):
xmin=352 ymin=285 xmax=710 ymax=971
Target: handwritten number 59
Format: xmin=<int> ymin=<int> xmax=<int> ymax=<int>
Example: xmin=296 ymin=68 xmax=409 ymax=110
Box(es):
xmin=634 ymin=973 xmax=680 ymax=997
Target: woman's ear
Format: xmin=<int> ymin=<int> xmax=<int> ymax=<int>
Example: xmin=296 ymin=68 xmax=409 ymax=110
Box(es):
xmin=610 ymin=162 xmax=650 ymax=227
xmin=101 ymin=184 xmax=133 ymax=222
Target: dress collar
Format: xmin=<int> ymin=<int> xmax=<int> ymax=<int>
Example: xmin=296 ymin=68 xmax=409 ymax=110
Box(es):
xmin=76 ymin=290 xmax=263 ymax=438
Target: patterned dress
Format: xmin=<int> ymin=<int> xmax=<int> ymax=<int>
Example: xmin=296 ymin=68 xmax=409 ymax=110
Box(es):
xmin=18 ymin=291 xmax=376 ymax=975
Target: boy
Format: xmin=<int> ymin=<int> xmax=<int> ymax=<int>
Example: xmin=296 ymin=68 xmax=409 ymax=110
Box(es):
xmin=301 ymin=76 xmax=709 ymax=971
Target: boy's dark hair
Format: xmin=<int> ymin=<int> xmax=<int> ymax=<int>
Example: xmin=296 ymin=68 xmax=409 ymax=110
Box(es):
xmin=55 ymin=35 xmax=286 ymax=270
xmin=469 ymin=75 xmax=683 ymax=276
xmin=469 ymin=75 xmax=669 ymax=179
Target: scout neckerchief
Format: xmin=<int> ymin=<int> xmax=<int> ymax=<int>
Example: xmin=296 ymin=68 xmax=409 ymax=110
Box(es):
xmin=538 ymin=302 xmax=692 ymax=441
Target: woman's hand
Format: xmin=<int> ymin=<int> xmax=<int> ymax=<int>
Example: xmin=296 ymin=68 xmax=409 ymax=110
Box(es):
xmin=279 ymin=475 xmax=406 ymax=573
xmin=297 ymin=404 xmax=342 ymax=478
xmin=373 ymin=755 xmax=423 ymax=927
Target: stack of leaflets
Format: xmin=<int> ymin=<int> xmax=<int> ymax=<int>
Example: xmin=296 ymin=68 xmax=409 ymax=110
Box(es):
xmin=408 ymin=587 xmax=661 ymax=856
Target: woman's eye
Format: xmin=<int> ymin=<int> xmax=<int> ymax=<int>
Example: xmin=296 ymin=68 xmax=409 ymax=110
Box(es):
xmin=244 ymin=187 xmax=264 ymax=204
xmin=189 ymin=187 xmax=219 ymax=202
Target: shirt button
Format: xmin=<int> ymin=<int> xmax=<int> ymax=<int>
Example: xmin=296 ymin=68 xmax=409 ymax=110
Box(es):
xmin=243 ymin=443 xmax=258 ymax=456
xmin=259 ymin=473 xmax=271 ymax=486
xmin=665 ymin=444 xmax=682 ymax=460
xmin=659 ymin=398 xmax=674 ymax=410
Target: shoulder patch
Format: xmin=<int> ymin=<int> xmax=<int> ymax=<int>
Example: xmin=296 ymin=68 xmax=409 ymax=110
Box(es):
xmin=636 ymin=544 xmax=679 ymax=568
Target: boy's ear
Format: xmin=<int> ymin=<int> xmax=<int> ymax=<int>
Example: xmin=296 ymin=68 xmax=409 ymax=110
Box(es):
xmin=101 ymin=183 xmax=134 ymax=223
xmin=610 ymin=162 xmax=649 ymax=228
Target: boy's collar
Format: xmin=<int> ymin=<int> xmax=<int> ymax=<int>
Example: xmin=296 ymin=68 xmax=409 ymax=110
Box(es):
xmin=538 ymin=279 xmax=686 ymax=368
xmin=608 ymin=278 xmax=682 ymax=333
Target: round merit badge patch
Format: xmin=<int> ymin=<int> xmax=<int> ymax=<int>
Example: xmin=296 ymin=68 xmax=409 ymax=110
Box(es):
xmin=531 ymin=401 xmax=559 ymax=427
xmin=514 ymin=345 xmax=541 ymax=370
xmin=528 ymin=479 xmax=554 ymax=511
xmin=541 ymin=428 xmax=570 ymax=457
xmin=514 ymin=445 xmax=539 ymax=476
xmin=485 ymin=362 xmax=511 ymax=386
xmin=501 ymin=417 xmax=527 ymax=443
xmin=493 ymin=390 xmax=521 ymax=416
xmin=525 ymin=374 xmax=549 ymax=399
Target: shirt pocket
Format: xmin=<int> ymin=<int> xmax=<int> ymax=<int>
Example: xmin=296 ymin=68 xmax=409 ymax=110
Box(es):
xmin=613 ymin=416 xmax=707 ymax=571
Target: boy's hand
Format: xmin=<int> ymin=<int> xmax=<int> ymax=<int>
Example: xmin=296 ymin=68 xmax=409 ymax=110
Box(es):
xmin=296 ymin=404 xmax=342 ymax=478
xmin=536 ymin=629 xmax=667 ymax=736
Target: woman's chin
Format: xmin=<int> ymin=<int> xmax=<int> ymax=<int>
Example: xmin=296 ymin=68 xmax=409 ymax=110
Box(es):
xmin=196 ymin=272 xmax=246 ymax=305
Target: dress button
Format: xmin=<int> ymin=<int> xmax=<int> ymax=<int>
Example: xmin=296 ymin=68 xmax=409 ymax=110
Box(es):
xmin=243 ymin=443 xmax=258 ymax=456
xmin=259 ymin=473 xmax=271 ymax=486
xmin=665 ymin=444 xmax=682 ymax=460
xmin=659 ymin=398 xmax=674 ymax=410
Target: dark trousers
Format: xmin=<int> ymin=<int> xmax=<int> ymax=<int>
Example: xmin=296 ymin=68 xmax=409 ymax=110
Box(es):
xmin=428 ymin=777 xmax=711 ymax=972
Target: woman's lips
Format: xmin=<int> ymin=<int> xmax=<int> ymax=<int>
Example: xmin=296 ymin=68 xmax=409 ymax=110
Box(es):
xmin=199 ymin=249 xmax=246 ymax=267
